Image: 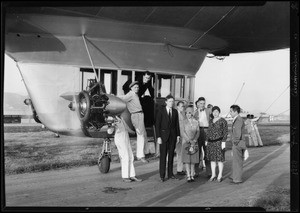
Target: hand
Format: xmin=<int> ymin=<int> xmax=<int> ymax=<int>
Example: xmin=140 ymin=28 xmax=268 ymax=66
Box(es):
xmin=221 ymin=142 xmax=226 ymax=149
xmin=205 ymin=141 xmax=208 ymax=146
xmin=157 ymin=137 xmax=162 ymax=145
xmin=176 ymin=136 xmax=180 ymax=144
xmin=244 ymin=150 xmax=249 ymax=161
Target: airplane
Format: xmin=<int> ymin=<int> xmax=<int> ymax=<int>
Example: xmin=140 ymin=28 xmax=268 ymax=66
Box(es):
xmin=3 ymin=2 xmax=290 ymax=173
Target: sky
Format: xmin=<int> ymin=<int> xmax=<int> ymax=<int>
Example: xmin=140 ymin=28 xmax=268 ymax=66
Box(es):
xmin=4 ymin=48 xmax=290 ymax=116
xmin=194 ymin=49 xmax=290 ymax=116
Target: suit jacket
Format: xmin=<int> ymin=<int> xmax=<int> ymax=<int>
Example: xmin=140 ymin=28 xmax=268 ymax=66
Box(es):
xmin=155 ymin=106 xmax=180 ymax=143
xmin=231 ymin=115 xmax=246 ymax=149
xmin=193 ymin=108 xmax=211 ymax=126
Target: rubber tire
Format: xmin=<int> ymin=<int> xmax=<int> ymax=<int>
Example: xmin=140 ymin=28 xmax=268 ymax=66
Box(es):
xmin=77 ymin=90 xmax=91 ymax=123
xmin=99 ymin=156 xmax=111 ymax=173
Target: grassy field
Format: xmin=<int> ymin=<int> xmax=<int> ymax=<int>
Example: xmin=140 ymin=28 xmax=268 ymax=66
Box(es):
xmin=4 ymin=125 xmax=289 ymax=175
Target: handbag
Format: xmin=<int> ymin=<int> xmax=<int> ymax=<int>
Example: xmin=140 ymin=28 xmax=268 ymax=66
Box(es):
xmin=185 ymin=142 xmax=199 ymax=155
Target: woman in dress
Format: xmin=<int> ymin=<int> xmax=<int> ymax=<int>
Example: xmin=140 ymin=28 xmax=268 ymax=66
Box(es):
xmin=245 ymin=114 xmax=255 ymax=146
xmin=181 ymin=105 xmax=200 ymax=182
xmin=205 ymin=106 xmax=228 ymax=182
xmin=251 ymin=114 xmax=263 ymax=147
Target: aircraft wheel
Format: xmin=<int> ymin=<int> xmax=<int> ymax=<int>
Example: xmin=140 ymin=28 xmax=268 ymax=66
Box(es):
xmin=77 ymin=90 xmax=91 ymax=123
xmin=98 ymin=155 xmax=111 ymax=173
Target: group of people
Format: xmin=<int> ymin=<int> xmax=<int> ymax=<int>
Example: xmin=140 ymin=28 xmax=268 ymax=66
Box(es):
xmin=112 ymin=70 xmax=256 ymax=185
xmin=156 ymin=96 xmax=229 ymax=183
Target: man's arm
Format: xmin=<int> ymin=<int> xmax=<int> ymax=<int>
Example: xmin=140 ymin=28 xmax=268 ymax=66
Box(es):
xmin=122 ymin=79 xmax=132 ymax=94
xmin=251 ymin=116 xmax=260 ymax=122
xmin=232 ymin=118 xmax=243 ymax=144
xmin=119 ymin=91 xmax=133 ymax=102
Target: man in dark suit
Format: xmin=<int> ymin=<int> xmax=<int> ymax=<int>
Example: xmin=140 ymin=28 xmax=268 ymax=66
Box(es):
xmin=155 ymin=95 xmax=180 ymax=182
xmin=229 ymin=105 xmax=249 ymax=184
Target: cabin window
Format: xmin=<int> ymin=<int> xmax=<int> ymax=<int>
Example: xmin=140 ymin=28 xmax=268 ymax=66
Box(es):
xmin=80 ymin=68 xmax=99 ymax=91
xmin=175 ymin=75 xmax=185 ymax=99
xmin=157 ymin=74 xmax=172 ymax=98
xmin=100 ymin=69 xmax=117 ymax=95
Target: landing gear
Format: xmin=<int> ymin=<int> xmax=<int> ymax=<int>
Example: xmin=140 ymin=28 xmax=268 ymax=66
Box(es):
xmin=98 ymin=138 xmax=111 ymax=173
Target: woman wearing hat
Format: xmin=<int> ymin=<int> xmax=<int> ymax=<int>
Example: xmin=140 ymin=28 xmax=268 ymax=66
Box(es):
xmin=205 ymin=106 xmax=228 ymax=182
xmin=181 ymin=105 xmax=200 ymax=182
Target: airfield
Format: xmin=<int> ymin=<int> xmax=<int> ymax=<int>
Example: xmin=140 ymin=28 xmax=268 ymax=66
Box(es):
xmin=4 ymin=123 xmax=290 ymax=209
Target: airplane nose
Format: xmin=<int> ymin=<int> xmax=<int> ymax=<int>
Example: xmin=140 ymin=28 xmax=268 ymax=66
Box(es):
xmin=105 ymin=94 xmax=127 ymax=115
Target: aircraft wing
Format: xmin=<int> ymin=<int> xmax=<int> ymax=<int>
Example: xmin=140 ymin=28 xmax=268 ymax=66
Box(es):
xmin=4 ymin=2 xmax=290 ymax=75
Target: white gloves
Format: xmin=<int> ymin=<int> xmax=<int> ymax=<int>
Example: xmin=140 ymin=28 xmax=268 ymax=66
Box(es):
xmin=244 ymin=150 xmax=249 ymax=161
xmin=221 ymin=142 xmax=226 ymax=149
xmin=157 ymin=137 xmax=162 ymax=145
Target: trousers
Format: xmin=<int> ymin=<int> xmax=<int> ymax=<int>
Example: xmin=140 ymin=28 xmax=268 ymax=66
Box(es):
xmin=131 ymin=112 xmax=146 ymax=158
xmin=114 ymin=121 xmax=136 ymax=178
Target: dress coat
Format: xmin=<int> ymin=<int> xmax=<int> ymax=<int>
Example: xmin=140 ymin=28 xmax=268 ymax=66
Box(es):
xmin=181 ymin=118 xmax=200 ymax=164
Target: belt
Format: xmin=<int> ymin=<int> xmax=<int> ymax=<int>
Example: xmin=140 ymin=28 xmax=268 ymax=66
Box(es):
xmin=200 ymin=127 xmax=208 ymax=129
xmin=132 ymin=111 xmax=143 ymax=114
xmin=208 ymin=138 xmax=222 ymax=142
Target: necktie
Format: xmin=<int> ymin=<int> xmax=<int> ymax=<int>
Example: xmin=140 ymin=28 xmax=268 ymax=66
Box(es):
xmin=168 ymin=109 xmax=172 ymax=122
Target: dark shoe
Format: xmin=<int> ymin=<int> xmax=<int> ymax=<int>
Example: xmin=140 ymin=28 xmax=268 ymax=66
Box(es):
xmin=217 ymin=177 xmax=223 ymax=182
xmin=168 ymin=175 xmax=178 ymax=180
xmin=160 ymin=178 xmax=165 ymax=182
xmin=123 ymin=178 xmax=133 ymax=183
xmin=229 ymin=180 xmax=242 ymax=185
xmin=209 ymin=176 xmax=217 ymax=182
xmin=130 ymin=177 xmax=142 ymax=182
xmin=193 ymin=174 xmax=199 ymax=178
xmin=177 ymin=171 xmax=185 ymax=175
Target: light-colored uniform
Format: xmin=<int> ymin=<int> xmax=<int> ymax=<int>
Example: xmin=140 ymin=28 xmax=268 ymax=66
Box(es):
xmin=114 ymin=117 xmax=136 ymax=179
xmin=245 ymin=117 xmax=263 ymax=147
xmin=251 ymin=117 xmax=263 ymax=146
xmin=120 ymin=90 xmax=146 ymax=159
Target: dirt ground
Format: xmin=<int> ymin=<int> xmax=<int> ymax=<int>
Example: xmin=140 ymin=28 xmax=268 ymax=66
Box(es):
xmin=4 ymin=141 xmax=290 ymax=209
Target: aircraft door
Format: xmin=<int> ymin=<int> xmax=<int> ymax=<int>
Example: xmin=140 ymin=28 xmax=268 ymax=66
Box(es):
xmin=135 ymin=71 xmax=155 ymax=127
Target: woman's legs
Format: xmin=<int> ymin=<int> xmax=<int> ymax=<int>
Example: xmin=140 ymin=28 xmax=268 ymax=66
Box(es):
xmin=185 ymin=163 xmax=191 ymax=176
xmin=185 ymin=163 xmax=192 ymax=181
xmin=190 ymin=163 xmax=195 ymax=177
xmin=210 ymin=161 xmax=217 ymax=178
xmin=217 ymin=161 xmax=224 ymax=179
